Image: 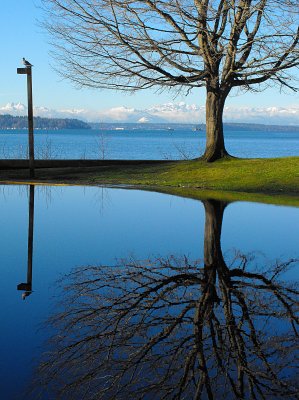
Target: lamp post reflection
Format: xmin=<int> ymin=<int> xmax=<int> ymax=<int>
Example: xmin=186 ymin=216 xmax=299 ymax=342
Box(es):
xmin=17 ymin=185 xmax=34 ymax=299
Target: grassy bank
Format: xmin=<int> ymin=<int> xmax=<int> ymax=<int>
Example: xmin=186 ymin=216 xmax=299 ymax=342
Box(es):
xmin=85 ymin=157 xmax=299 ymax=192
xmin=1 ymin=156 xmax=298 ymax=205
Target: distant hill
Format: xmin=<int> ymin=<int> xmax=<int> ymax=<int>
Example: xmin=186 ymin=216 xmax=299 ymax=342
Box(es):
xmin=223 ymin=123 xmax=299 ymax=132
xmin=0 ymin=114 xmax=91 ymax=130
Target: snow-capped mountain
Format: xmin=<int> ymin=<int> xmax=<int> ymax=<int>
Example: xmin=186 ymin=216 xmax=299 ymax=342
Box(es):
xmin=1 ymin=102 xmax=299 ymax=125
xmin=0 ymin=102 xmax=27 ymax=115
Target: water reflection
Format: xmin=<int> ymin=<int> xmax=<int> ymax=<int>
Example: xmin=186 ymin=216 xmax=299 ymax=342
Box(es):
xmin=31 ymin=199 xmax=299 ymax=399
xmin=17 ymin=185 xmax=35 ymax=299
xmin=15 ymin=184 xmax=108 ymax=299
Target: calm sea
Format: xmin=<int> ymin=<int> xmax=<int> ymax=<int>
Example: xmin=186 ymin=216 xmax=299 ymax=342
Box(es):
xmin=0 ymin=127 xmax=298 ymax=159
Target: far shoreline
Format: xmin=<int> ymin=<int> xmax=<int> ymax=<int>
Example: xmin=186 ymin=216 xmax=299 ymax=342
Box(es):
xmin=1 ymin=115 xmax=299 ymax=132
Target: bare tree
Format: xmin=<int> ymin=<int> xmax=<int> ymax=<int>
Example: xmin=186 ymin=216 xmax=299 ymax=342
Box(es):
xmin=42 ymin=0 xmax=299 ymax=161
xmin=31 ymin=200 xmax=299 ymax=399
xmin=93 ymin=131 xmax=110 ymax=159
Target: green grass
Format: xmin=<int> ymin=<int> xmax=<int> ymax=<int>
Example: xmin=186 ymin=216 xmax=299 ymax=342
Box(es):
xmin=82 ymin=156 xmax=299 ymax=206
xmin=1 ymin=156 xmax=298 ymax=206
xmin=86 ymin=157 xmax=299 ymax=192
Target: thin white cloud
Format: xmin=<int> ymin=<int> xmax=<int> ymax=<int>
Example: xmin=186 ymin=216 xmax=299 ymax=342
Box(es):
xmin=1 ymin=101 xmax=299 ymax=125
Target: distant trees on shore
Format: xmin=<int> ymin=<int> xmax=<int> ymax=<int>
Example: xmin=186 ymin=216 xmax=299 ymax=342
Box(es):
xmin=0 ymin=114 xmax=91 ymax=130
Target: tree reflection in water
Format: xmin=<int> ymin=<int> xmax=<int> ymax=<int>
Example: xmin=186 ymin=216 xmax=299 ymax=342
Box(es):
xmin=33 ymin=200 xmax=299 ymax=400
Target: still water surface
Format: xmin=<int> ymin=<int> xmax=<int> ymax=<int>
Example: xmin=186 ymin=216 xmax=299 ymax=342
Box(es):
xmin=0 ymin=128 xmax=299 ymax=159
xmin=0 ymin=185 xmax=298 ymax=399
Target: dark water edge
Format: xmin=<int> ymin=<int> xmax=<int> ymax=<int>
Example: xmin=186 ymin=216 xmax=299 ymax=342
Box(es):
xmin=0 ymin=185 xmax=298 ymax=399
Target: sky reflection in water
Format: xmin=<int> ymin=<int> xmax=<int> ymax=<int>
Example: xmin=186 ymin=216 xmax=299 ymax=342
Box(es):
xmin=0 ymin=185 xmax=298 ymax=399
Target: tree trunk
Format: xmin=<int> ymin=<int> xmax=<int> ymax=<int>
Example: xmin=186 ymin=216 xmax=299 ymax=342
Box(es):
xmin=202 ymin=87 xmax=229 ymax=162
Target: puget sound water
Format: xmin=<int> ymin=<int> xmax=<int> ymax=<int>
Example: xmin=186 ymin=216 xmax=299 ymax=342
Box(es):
xmin=0 ymin=185 xmax=298 ymax=399
xmin=0 ymin=127 xmax=299 ymax=159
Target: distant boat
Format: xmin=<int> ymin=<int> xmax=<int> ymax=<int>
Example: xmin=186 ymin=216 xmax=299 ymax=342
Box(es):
xmin=115 ymin=127 xmax=124 ymax=130
xmin=192 ymin=126 xmax=202 ymax=131
xmin=166 ymin=127 xmax=174 ymax=131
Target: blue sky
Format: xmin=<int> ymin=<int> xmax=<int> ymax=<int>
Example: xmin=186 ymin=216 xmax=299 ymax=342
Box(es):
xmin=1 ymin=0 xmax=298 ymax=123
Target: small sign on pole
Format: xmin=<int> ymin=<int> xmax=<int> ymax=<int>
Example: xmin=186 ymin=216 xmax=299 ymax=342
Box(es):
xmin=17 ymin=68 xmax=28 ymax=75
xmin=17 ymin=60 xmax=35 ymax=178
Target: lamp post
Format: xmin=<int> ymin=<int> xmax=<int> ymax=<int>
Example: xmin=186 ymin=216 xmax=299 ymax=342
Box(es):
xmin=17 ymin=59 xmax=35 ymax=178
